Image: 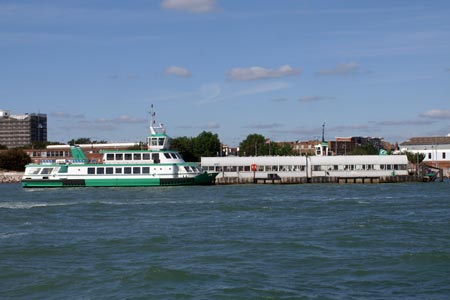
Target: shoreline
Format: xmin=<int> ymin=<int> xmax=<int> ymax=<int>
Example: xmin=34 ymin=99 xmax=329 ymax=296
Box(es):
xmin=0 ymin=172 xmax=23 ymax=184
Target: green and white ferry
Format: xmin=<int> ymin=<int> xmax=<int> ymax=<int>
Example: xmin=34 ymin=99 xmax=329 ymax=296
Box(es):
xmin=21 ymin=107 xmax=217 ymax=188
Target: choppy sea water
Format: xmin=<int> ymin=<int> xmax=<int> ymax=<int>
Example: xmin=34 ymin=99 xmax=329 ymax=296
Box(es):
xmin=1 ymin=182 xmax=449 ymax=300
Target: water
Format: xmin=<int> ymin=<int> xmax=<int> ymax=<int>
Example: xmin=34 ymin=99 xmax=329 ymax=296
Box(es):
xmin=1 ymin=182 xmax=449 ymax=299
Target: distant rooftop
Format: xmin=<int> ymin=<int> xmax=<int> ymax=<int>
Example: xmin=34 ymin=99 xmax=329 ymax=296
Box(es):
xmin=401 ymin=135 xmax=450 ymax=146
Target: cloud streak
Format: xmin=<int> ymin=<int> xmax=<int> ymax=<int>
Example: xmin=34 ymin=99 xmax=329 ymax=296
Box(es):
xmin=420 ymin=109 xmax=450 ymax=119
xmin=227 ymin=65 xmax=301 ymax=81
xmin=161 ymin=0 xmax=217 ymax=13
xmin=164 ymin=66 xmax=192 ymax=77
xmin=317 ymin=62 xmax=362 ymax=76
xmin=298 ymin=96 xmax=334 ymax=103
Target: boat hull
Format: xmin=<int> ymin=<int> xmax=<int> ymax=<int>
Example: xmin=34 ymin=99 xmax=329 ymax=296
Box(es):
xmin=21 ymin=172 xmax=217 ymax=188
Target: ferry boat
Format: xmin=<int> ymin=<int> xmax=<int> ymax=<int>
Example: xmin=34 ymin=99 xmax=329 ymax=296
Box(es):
xmin=21 ymin=106 xmax=218 ymax=188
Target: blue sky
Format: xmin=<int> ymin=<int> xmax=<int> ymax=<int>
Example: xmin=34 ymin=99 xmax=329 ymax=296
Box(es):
xmin=1 ymin=0 xmax=449 ymax=146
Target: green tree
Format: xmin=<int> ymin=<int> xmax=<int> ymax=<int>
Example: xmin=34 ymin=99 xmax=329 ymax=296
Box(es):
xmin=405 ymin=151 xmax=425 ymax=164
xmin=0 ymin=144 xmax=7 ymax=150
xmin=239 ymin=134 xmax=269 ymax=156
xmin=275 ymin=143 xmax=294 ymax=156
xmin=171 ymin=131 xmax=222 ymax=161
xmin=67 ymin=138 xmax=107 ymax=145
xmin=350 ymin=142 xmax=379 ymax=155
xmin=0 ymin=148 xmax=32 ymax=171
xmin=170 ymin=136 xmax=196 ymax=161
xmin=192 ymin=131 xmax=221 ymax=158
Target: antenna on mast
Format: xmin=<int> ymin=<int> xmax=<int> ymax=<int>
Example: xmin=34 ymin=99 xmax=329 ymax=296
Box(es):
xmin=322 ymin=122 xmax=325 ymax=142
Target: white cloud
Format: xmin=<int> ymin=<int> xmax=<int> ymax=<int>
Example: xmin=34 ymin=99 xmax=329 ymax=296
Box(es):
xmin=420 ymin=109 xmax=450 ymax=119
xmin=164 ymin=66 xmax=192 ymax=77
xmin=227 ymin=65 xmax=301 ymax=81
xmin=317 ymin=62 xmax=361 ymax=76
xmin=161 ymin=0 xmax=217 ymax=13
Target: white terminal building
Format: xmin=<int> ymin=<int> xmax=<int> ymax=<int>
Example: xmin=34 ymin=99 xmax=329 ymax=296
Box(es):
xmin=399 ymin=134 xmax=450 ymax=176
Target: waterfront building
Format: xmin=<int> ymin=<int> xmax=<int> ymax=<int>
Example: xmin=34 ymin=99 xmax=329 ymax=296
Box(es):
xmin=400 ymin=135 xmax=450 ymax=176
xmin=24 ymin=142 xmax=139 ymax=164
xmin=328 ymin=137 xmax=384 ymax=156
xmin=0 ymin=110 xmax=47 ymax=148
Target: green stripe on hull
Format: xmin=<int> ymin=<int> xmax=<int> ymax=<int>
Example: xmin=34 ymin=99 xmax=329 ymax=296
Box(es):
xmin=22 ymin=180 xmax=63 ymax=188
xmin=21 ymin=173 xmax=217 ymax=188
xmin=85 ymin=178 xmax=161 ymax=187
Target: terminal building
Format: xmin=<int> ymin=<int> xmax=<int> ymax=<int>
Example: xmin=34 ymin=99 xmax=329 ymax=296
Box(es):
xmin=400 ymin=135 xmax=450 ymax=176
xmin=0 ymin=110 xmax=47 ymax=148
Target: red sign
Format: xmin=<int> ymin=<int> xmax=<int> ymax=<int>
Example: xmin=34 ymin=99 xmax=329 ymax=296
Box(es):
xmin=251 ymin=164 xmax=257 ymax=171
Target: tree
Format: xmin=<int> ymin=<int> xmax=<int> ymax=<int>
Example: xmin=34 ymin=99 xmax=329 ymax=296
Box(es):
xmin=239 ymin=134 xmax=269 ymax=156
xmin=171 ymin=131 xmax=222 ymax=162
xmin=67 ymin=138 xmax=107 ymax=145
xmin=0 ymin=144 xmax=7 ymax=150
xmin=350 ymin=142 xmax=379 ymax=155
xmin=192 ymin=131 xmax=221 ymax=158
xmin=275 ymin=143 xmax=294 ymax=156
xmin=170 ymin=136 xmax=196 ymax=161
xmin=405 ymin=151 xmax=425 ymax=164
xmin=0 ymin=148 xmax=32 ymax=171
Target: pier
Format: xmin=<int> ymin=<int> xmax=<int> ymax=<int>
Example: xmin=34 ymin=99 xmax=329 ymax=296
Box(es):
xmin=215 ymin=175 xmax=425 ymax=185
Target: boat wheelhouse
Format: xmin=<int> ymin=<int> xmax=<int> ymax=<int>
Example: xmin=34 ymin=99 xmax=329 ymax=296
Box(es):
xmin=22 ymin=106 xmax=217 ymax=188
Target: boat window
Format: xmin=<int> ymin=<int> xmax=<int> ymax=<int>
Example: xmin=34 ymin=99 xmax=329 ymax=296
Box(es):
xmin=88 ymin=168 xmax=95 ymax=174
xmin=164 ymin=153 xmax=171 ymax=159
xmin=115 ymin=153 xmax=123 ymax=160
xmin=133 ymin=153 xmax=141 ymax=160
xmin=58 ymin=166 xmax=68 ymax=173
xmin=143 ymin=153 xmax=150 ymax=160
xmin=97 ymin=168 xmax=104 ymax=174
xmin=124 ymin=167 xmax=132 ymax=174
xmin=133 ymin=167 xmax=140 ymax=174
xmin=106 ymin=167 xmax=113 ymax=174
xmin=152 ymin=153 xmax=160 ymax=164
xmin=313 ymin=165 xmax=321 ymax=171
xmin=428 ymin=153 xmax=431 ymax=159
xmin=106 ymin=154 xmax=114 ymax=160
xmin=244 ymin=166 xmax=250 ymax=171
xmin=125 ymin=154 xmax=132 ymax=160
xmin=142 ymin=167 xmax=150 ymax=174
xmin=386 ymin=165 xmax=392 ymax=170
xmin=30 ymin=168 xmax=41 ymax=175
xmin=238 ymin=166 xmax=244 ymax=172
xmin=151 ymin=138 xmax=158 ymax=146
xmin=393 ymin=164 xmax=399 ymax=170
xmin=158 ymin=138 xmax=165 ymax=146
xmin=170 ymin=153 xmax=177 ymax=159
xmin=184 ymin=166 xmax=191 ymax=172
xmin=115 ymin=167 xmax=122 ymax=174
xmin=373 ymin=165 xmax=381 ymax=170
xmin=380 ymin=165 xmax=385 ymax=170
xmin=40 ymin=168 xmax=53 ymax=175
xmin=176 ymin=153 xmax=182 ymax=159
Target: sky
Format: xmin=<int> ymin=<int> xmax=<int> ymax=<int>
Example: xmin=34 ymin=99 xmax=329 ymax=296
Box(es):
xmin=1 ymin=0 xmax=449 ymax=146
